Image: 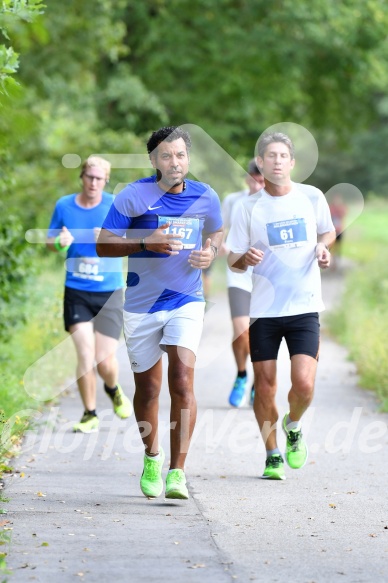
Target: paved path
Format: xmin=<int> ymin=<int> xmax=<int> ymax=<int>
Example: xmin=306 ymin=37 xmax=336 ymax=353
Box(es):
xmin=4 ymin=270 xmax=388 ymax=582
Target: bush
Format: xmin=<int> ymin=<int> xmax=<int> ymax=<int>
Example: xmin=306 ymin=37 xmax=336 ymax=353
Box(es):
xmin=0 ymin=200 xmax=36 ymax=342
xmin=326 ymin=200 xmax=388 ymax=411
xmin=0 ymin=256 xmax=67 ymax=461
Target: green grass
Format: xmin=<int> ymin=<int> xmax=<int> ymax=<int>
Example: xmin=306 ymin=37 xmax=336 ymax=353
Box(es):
xmin=0 ymin=492 xmax=11 ymax=578
xmin=327 ymin=197 xmax=388 ymax=410
xmin=0 ymin=255 xmax=67 ymax=465
xmin=341 ymin=197 xmax=388 ymax=263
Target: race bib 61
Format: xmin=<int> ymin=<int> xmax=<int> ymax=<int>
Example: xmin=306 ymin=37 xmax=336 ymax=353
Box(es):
xmin=266 ymin=218 xmax=307 ymax=248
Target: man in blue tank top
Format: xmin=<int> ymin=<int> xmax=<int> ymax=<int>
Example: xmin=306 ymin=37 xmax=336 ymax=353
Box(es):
xmin=47 ymin=156 xmax=132 ymax=434
xmin=97 ymin=126 xmax=223 ymax=500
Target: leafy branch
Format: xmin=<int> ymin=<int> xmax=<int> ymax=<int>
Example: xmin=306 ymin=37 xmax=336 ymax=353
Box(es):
xmin=0 ymin=0 xmax=45 ymax=93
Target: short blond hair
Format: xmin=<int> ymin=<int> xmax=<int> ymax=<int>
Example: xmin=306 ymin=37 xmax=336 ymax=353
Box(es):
xmin=80 ymin=156 xmax=111 ymax=180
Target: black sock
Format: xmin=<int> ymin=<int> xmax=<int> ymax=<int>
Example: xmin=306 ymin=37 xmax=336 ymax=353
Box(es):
xmin=85 ymin=409 xmax=97 ymax=417
xmin=104 ymin=383 xmax=118 ymax=395
xmin=237 ymin=371 xmax=247 ymax=378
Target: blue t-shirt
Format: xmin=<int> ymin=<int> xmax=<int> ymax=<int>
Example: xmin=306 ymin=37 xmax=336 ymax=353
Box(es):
xmin=102 ymin=176 xmax=223 ymax=313
xmin=48 ymin=192 xmax=124 ymax=292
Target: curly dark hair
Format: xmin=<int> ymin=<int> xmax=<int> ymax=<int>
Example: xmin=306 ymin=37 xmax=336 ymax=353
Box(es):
xmin=146 ymin=126 xmax=192 ymax=155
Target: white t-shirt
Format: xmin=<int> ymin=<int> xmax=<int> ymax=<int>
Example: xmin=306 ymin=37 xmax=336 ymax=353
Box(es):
xmin=226 ymin=183 xmax=335 ymax=318
xmin=222 ymin=189 xmax=253 ymax=292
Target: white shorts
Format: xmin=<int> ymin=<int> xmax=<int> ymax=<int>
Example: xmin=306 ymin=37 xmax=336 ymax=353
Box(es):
xmin=123 ymin=302 xmax=206 ymax=373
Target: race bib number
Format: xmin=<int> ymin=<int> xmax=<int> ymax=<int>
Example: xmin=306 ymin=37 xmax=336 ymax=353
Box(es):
xmin=266 ymin=218 xmax=307 ymax=249
xmin=72 ymin=257 xmax=104 ymax=281
xmin=158 ymin=216 xmax=199 ymax=249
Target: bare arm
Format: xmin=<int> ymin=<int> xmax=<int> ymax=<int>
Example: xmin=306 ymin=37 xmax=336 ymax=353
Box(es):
xmin=96 ymin=223 xmax=184 ymax=257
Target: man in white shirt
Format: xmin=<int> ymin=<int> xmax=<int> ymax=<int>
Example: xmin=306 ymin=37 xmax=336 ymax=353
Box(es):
xmin=222 ymin=160 xmax=264 ymax=408
xmin=227 ymin=132 xmax=336 ymax=480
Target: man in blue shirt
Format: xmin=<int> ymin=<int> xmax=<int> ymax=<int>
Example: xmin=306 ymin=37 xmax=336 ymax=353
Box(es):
xmin=97 ymin=126 xmax=223 ymax=499
xmin=47 ymin=156 xmax=132 ymax=434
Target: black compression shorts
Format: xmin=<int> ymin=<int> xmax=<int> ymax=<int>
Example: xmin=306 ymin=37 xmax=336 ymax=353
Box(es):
xmin=63 ymin=287 xmax=123 ymax=340
xmin=249 ymin=312 xmax=320 ymax=361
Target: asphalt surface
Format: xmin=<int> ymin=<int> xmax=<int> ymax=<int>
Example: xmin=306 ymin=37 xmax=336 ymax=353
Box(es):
xmin=3 ymin=267 xmax=388 ymax=582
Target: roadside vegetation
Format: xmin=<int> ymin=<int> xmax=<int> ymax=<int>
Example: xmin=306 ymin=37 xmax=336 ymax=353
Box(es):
xmin=326 ymin=198 xmax=388 ymax=411
xmin=0 ymin=255 xmax=66 ymax=469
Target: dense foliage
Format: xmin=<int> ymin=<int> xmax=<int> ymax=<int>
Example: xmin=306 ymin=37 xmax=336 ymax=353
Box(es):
xmin=2 ymin=1 xmax=388 ymax=216
xmin=0 ymin=1 xmax=43 ymax=341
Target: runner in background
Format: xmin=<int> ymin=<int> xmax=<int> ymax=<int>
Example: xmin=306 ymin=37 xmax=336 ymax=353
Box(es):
xmin=329 ymin=193 xmax=347 ymax=269
xmin=221 ymin=160 xmax=264 ymax=407
xmin=47 ymin=156 xmax=132 ymax=434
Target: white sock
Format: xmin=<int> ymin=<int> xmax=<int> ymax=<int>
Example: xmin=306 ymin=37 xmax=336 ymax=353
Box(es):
xmin=146 ymin=452 xmax=160 ymax=461
xmin=286 ymin=414 xmax=302 ymax=432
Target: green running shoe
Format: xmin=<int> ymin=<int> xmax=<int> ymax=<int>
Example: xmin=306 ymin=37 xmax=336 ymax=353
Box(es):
xmin=165 ymin=469 xmax=189 ymax=500
xmin=140 ymin=447 xmax=165 ymax=498
xmin=73 ymin=412 xmax=99 ymax=433
xmin=106 ymin=384 xmax=133 ymax=419
xmin=262 ymin=454 xmax=286 ymax=480
xmin=282 ymin=414 xmax=308 ymax=469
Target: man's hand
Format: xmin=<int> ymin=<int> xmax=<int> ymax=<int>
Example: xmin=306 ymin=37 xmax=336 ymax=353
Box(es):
xmin=58 ymin=226 xmax=74 ymax=248
xmin=228 ymin=247 xmax=264 ymax=272
xmin=145 ymin=223 xmax=184 ymax=255
xmin=316 ymin=242 xmax=331 ymax=269
xmin=243 ymin=247 xmax=264 ymax=267
xmin=188 ymin=237 xmax=214 ymax=269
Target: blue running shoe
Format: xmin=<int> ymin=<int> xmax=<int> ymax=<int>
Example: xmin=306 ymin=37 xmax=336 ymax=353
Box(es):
xmin=229 ymin=376 xmax=247 ymax=407
xmin=249 ymin=385 xmax=255 ymax=407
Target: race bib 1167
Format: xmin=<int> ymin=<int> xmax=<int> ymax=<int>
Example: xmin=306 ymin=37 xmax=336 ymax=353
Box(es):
xmin=158 ymin=216 xmax=199 ymax=249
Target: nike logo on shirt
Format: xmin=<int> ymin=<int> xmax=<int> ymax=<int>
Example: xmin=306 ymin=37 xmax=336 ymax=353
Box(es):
xmin=148 ymin=205 xmax=162 ymax=210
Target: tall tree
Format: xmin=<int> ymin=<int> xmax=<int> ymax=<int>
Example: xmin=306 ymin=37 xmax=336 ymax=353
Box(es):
xmin=0 ymin=0 xmax=45 ymax=340
xmin=116 ymin=0 xmax=388 ymax=157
